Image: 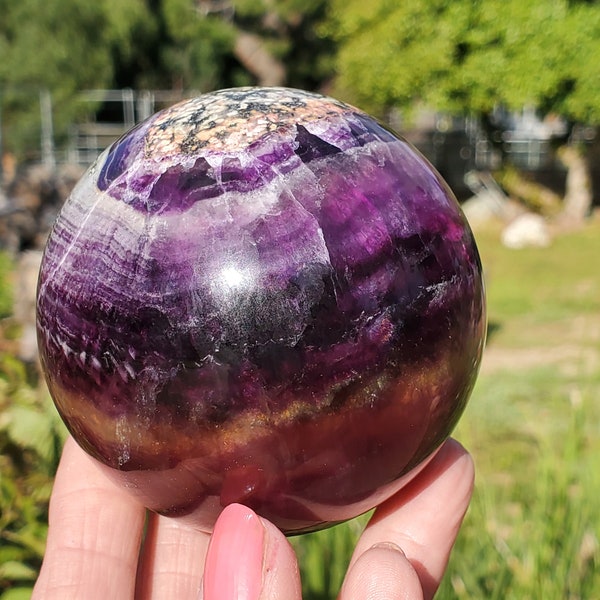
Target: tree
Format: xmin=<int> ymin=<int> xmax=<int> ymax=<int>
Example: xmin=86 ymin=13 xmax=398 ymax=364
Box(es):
xmin=328 ymin=0 xmax=600 ymax=221
xmin=0 ymin=0 xmax=336 ymax=161
xmin=158 ymin=0 xmax=236 ymax=91
xmin=230 ymin=0 xmax=334 ymax=89
xmin=0 ymin=0 xmax=158 ymax=157
xmin=0 ymin=0 xmax=105 ymax=156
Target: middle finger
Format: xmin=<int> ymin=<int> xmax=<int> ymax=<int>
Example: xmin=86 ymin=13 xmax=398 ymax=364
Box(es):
xmin=136 ymin=513 xmax=211 ymax=600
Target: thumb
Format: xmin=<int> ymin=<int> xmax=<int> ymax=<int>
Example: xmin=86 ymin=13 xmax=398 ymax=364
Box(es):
xmin=202 ymin=504 xmax=301 ymax=600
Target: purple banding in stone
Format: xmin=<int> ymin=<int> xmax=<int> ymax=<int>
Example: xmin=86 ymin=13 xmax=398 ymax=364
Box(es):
xmin=36 ymin=88 xmax=485 ymax=474
xmin=95 ymin=109 xmax=397 ymax=215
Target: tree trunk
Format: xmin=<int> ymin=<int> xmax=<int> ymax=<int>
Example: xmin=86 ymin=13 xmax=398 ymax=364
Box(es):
xmin=558 ymin=144 xmax=593 ymax=226
xmin=234 ymin=31 xmax=286 ymax=87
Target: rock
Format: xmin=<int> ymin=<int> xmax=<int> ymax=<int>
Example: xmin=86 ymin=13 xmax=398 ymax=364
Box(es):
xmin=501 ymin=213 xmax=551 ymax=249
xmin=461 ymin=192 xmax=501 ymax=226
xmin=13 ymin=250 xmax=43 ymax=364
xmin=1 ymin=163 xmax=84 ymax=253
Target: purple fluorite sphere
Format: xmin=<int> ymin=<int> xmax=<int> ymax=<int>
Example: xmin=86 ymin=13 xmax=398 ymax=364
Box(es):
xmin=37 ymin=87 xmax=485 ymax=534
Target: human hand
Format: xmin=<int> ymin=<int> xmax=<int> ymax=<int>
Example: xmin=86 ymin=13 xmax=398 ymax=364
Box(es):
xmin=32 ymin=436 xmax=473 ymax=600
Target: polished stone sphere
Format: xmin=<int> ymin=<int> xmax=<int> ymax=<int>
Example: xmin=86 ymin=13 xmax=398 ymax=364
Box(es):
xmin=36 ymin=87 xmax=486 ymax=534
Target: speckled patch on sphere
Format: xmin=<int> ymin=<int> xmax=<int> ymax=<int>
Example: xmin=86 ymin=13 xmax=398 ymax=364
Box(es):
xmin=146 ymin=87 xmax=351 ymax=157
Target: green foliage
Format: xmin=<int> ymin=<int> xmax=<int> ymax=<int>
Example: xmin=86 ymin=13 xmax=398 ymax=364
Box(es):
xmin=231 ymin=0 xmax=335 ymax=89
xmin=328 ymin=0 xmax=600 ymax=123
xmin=0 ymin=351 xmax=67 ymax=598
xmin=160 ymin=0 xmax=236 ymax=91
xmin=290 ymin=515 xmax=368 ymax=598
xmin=0 ymin=251 xmax=67 ymax=598
xmin=2 ymin=0 xmax=599 ymax=158
xmin=437 ymin=222 xmax=600 ymax=597
xmin=0 ymin=0 xmax=336 ymax=157
xmin=0 ymin=253 xmax=14 ymax=319
xmin=99 ymin=0 xmax=162 ymax=91
xmin=102 ymin=0 xmax=159 ymax=62
xmin=0 ymin=0 xmax=117 ymax=154
xmin=325 ymin=1 xmax=469 ymax=115
xmin=476 ymin=222 xmax=600 ymax=329
xmin=0 ymin=589 xmax=33 ymax=600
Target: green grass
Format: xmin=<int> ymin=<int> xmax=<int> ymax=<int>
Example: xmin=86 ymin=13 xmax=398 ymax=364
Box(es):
xmin=477 ymin=222 xmax=600 ymax=341
xmin=439 ymin=377 xmax=600 ymax=599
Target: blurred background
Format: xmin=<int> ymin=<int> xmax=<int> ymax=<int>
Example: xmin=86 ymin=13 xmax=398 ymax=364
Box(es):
xmin=0 ymin=1 xmax=599 ymax=598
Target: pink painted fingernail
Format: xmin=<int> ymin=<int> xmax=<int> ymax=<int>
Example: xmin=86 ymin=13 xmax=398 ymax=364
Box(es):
xmin=203 ymin=504 xmax=265 ymax=600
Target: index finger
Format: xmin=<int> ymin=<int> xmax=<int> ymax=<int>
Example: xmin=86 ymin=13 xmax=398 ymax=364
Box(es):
xmin=32 ymin=437 xmax=147 ymax=600
xmin=343 ymin=439 xmax=474 ymax=599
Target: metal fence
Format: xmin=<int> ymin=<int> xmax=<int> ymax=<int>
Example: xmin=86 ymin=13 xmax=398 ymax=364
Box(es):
xmin=66 ymin=89 xmax=197 ymax=165
xmin=1 ymin=88 xmax=572 ymax=192
xmin=0 ymin=88 xmax=196 ymax=183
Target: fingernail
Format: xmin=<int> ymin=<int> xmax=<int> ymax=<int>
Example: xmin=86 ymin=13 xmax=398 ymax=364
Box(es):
xmin=370 ymin=541 xmax=406 ymax=556
xmin=203 ymin=504 xmax=265 ymax=600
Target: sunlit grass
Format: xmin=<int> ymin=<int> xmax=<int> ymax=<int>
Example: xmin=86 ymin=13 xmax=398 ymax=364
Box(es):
xmin=440 ymin=383 xmax=600 ymax=599
xmin=478 ymin=221 xmax=600 ymax=331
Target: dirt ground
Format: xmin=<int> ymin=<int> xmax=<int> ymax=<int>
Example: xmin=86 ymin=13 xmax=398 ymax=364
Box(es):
xmin=480 ymin=313 xmax=600 ymax=377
